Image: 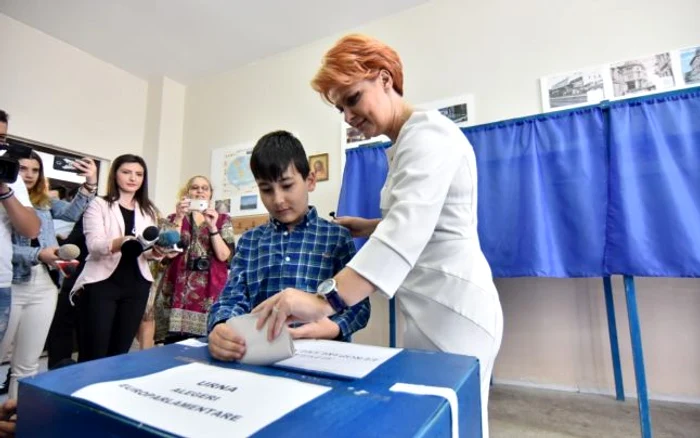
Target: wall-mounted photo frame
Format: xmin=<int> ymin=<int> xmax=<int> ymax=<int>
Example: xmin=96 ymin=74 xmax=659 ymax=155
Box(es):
xmin=677 ymin=46 xmax=700 ymax=87
xmin=309 ymin=153 xmax=329 ymax=182
xmin=342 ymin=123 xmax=390 ymax=147
xmin=540 ymin=66 xmax=608 ymax=112
xmin=417 ymin=94 xmax=475 ymax=128
xmin=609 ymin=52 xmax=676 ymax=99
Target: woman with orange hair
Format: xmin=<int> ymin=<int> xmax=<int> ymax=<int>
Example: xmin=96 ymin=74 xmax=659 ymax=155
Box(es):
xmin=254 ymin=34 xmax=503 ymax=437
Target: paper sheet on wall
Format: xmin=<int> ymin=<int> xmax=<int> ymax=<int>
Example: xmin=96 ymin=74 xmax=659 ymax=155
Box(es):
xmin=210 ymin=142 xmax=267 ymax=217
xmin=275 ymin=340 xmax=402 ymax=379
xmin=72 ymin=363 xmax=330 ymax=438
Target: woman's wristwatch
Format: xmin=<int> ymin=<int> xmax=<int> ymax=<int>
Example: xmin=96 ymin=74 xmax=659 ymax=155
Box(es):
xmin=316 ymin=278 xmax=349 ymax=313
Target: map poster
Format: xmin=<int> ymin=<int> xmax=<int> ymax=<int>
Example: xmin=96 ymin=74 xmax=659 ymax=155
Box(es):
xmin=210 ymin=142 xmax=267 ymax=217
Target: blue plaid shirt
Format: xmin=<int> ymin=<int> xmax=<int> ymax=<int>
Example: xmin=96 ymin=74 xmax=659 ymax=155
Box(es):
xmin=208 ymin=207 xmax=370 ymax=340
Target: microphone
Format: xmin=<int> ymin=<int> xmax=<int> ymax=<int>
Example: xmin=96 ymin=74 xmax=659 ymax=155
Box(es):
xmin=56 ymin=244 xmax=80 ymax=260
xmin=157 ymin=229 xmax=186 ymax=253
xmin=137 ymin=226 xmax=160 ymax=249
xmin=54 ymin=244 xmax=81 ymax=278
xmin=121 ymin=226 xmax=160 ymax=258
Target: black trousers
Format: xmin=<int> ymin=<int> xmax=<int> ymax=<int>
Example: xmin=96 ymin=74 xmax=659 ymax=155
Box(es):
xmin=47 ymin=286 xmax=79 ymax=369
xmin=78 ymin=277 xmax=151 ymax=362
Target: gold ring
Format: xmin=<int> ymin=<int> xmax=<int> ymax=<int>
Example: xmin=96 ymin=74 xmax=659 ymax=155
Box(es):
xmin=272 ymin=306 xmax=280 ymax=313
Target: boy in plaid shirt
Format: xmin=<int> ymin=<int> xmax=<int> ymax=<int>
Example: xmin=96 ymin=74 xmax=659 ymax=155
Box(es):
xmin=208 ymin=131 xmax=370 ymax=361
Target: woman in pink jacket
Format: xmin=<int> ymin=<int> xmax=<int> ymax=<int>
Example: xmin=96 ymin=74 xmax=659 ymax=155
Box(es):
xmin=72 ymin=154 xmax=160 ymax=362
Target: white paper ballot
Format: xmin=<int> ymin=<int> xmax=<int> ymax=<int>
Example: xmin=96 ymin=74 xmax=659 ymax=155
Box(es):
xmin=226 ymin=314 xmax=295 ymax=365
xmin=176 ymin=338 xmax=207 ymax=348
xmin=275 ymin=340 xmax=402 ymax=379
xmin=72 ymin=363 xmax=330 ymax=438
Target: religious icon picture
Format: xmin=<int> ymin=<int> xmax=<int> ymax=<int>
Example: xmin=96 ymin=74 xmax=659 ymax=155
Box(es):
xmin=309 ymin=153 xmax=329 ymax=182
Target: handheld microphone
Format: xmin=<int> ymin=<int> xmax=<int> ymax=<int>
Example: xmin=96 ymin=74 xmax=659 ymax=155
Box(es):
xmin=157 ymin=230 xmax=185 ymax=253
xmin=121 ymin=226 xmax=160 ymax=257
xmin=56 ymin=244 xmax=80 ymax=261
xmin=137 ymin=226 xmax=160 ymax=249
xmin=54 ymin=244 xmax=81 ymax=278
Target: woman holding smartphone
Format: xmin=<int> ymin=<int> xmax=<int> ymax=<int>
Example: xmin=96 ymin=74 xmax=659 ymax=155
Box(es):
xmin=71 ymin=154 xmax=161 ymax=362
xmin=2 ymin=152 xmax=96 ymax=398
xmin=156 ymin=175 xmax=234 ymax=344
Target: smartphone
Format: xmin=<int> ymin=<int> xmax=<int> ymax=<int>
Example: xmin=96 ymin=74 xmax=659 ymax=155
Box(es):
xmin=53 ymin=155 xmax=82 ymax=174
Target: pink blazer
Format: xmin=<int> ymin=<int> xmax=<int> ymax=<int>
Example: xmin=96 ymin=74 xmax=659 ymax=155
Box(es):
xmin=72 ymin=197 xmax=156 ymax=293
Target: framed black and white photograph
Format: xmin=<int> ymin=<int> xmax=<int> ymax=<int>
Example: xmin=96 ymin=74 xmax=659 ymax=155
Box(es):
xmin=343 ymin=123 xmax=389 ymax=147
xmin=610 ymin=53 xmax=675 ymax=98
xmin=678 ymin=46 xmax=700 ymax=86
xmin=540 ymin=67 xmax=607 ymax=112
xmin=418 ymin=94 xmax=475 ymax=128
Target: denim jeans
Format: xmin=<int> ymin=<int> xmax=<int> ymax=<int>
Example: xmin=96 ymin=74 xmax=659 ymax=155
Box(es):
xmin=0 ymin=287 xmax=11 ymax=343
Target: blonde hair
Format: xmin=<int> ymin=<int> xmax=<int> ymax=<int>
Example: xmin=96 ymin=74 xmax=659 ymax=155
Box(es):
xmin=177 ymin=175 xmax=214 ymax=200
xmin=24 ymin=153 xmax=51 ymax=208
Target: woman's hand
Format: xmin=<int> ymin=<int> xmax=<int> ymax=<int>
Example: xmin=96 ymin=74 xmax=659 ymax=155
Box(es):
xmin=203 ymin=206 xmax=219 ymax=232
xmin=333 ymin=216 xmax=378 ymax=238
xmin=0 ymin=398 xmax=17 ymax=437
xmin=174 ymin=197 xmax=190 ymax=221
xmin=38 ymin=246 xmax=60 ymax=267
xmin=287 ymin=318 xmax=340 ymax=340
xmin=73 ymin=158 xmax=98 ymax=186
xmin=110 ymin=236 xmax=135 ymax=253
xmin=252 ymin=288 xmax=332 ymax=341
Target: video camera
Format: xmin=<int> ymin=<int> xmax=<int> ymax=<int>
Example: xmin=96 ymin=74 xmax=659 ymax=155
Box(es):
xmin=0 ymin=138 xmax=33 ymax=184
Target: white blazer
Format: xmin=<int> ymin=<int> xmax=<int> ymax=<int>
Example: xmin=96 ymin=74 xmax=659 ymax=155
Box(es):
xmin=347 ymin=110 xmax=502 ymax=354
xmin=72 ymin=197 xmax=155 ymax=293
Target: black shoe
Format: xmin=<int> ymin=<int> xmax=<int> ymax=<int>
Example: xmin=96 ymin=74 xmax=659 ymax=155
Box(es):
xmin=0 ymin=368 xmax=10 ymax=395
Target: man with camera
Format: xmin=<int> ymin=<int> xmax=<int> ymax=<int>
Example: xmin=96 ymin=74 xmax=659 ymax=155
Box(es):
xmin=0 ymin=110 xmax=41 ymax=436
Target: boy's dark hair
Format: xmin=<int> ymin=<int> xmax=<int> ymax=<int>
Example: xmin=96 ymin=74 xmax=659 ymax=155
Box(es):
xmin=250 ymin=131 xmax=310 ymax=182
xmin=0 ymin=110 xmax=8 ymax=124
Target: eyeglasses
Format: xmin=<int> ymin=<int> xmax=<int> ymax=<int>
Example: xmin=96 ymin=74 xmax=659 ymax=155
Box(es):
xmin=190 ymin=185 xmax=211 ymax=192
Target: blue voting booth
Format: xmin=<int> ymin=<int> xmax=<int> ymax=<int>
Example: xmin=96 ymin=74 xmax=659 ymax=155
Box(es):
xmin=338 ymin=86 xmax=700 ymax=438
xmin=18 ymin=341 xmax=482 ymax=437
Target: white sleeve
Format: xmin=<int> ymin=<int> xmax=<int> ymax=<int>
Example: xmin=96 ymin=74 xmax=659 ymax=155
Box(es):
xmin=9 ymin=179 xmax=31 ymax=207
xmin=347 ymin=122 xmax=462 ymax=298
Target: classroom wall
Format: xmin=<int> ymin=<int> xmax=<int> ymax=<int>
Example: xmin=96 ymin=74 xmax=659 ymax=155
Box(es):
xmin=182 ymin=0 xmax=700 ymax=401
xmin=0 ymin=13 xmax=148 ymax=164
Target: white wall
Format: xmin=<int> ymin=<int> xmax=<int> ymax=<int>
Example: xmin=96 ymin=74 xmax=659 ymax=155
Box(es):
xmin=182 ymin=0 xmax=700 ymax=401
xmin=143 ymin=77 xmax=185 ymax=211
xmin=0 ymin=13 xmax=148 ymax=163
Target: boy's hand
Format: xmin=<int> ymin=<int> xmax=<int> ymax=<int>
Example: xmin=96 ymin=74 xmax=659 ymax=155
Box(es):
xmin=208 ymin=323 xmax=246 ymax=361
xmin=287 ymin=318 xmax=340 ymax=340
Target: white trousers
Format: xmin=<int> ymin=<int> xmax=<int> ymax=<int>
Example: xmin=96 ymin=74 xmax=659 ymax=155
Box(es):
xmin=0 ymin=265 xmax=58 ymax=399
xmin=403 ymin=308 xmax=503 ymax=438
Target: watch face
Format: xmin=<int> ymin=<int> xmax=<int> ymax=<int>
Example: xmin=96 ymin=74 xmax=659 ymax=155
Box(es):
xmin=317 ymin=278 xmax=335 ymax=295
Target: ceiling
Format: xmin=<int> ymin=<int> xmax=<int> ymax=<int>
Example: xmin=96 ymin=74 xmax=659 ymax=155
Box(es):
xmin=0 ymin=0 xmax=427 ymax=83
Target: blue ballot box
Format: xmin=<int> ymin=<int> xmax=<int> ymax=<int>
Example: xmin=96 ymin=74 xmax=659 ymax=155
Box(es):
xmin=18 ymin=342 xmax=481 ymax=437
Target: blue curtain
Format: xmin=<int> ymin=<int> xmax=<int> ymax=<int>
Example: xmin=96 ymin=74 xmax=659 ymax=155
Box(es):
xmin=605 ymin=90 xmax=700 ymax=276
xmin=464 ymin=108 xmax=608 ymax=277
xmin=337 ymin=144 xmax=391 ymax=249
xmin=336 ymin=87 xmax=700 ymax=278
